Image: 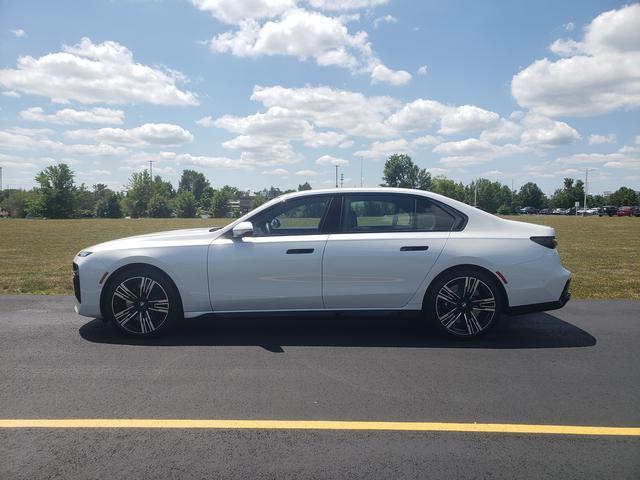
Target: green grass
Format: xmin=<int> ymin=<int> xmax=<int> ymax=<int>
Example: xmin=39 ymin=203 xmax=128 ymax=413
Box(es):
xmin=0 ymin=216 xmax=638 ymax=299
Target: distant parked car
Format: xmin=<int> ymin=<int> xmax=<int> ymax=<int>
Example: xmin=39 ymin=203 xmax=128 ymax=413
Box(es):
xmin=632 ymin=206 xmax=640 ymax=217
xmin=617 ymin=206 xmax=634 ymax=217
xmin=552 ymin=208 xmax=569 ymax=215
xmin=599 ymin=206 xmax=618 ymax=217
xmin=519 ymin=206 xmax=539 ymax=215
xmin=539 ymin=208 xmax=553 ymax=215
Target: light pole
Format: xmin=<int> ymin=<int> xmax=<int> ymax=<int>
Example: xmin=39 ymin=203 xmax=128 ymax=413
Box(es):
xmin=583 ymin=168 xmax=593 ymax=217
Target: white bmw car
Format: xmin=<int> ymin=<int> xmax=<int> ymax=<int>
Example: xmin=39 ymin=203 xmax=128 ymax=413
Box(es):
xmin=73 ymin=188 xmax=571 ymax=338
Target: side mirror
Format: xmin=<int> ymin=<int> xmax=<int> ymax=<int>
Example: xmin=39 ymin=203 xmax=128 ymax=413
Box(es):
xmin=232 ymin=221 xmax=253 ymax=238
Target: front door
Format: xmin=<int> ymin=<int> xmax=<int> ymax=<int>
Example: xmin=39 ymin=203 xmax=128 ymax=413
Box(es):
xmin=209 ymin=195 xmax=332 ymax=311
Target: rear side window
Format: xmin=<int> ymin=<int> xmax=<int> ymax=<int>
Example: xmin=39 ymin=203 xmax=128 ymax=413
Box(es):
xmin=340 ymin=194 xmax=458 ymax=233
xmin=415 ymin=198 xmax=456 ymax=231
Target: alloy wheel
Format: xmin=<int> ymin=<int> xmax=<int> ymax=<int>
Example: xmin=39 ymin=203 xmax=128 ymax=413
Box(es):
xmin=435 ymin=276 xmax=496 ymax=336
xmin=111 ymin=276 xmax=170 ymax=335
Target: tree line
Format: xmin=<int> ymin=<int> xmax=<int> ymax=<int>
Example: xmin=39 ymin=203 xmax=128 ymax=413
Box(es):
xmin=0 ymin=155 xmax=637 ymax=218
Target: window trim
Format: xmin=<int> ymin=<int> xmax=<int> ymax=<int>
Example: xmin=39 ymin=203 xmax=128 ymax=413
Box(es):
xmin=245 ymin=194 xmax=335 ymax=238
xmin=333 ymin=192 xmax=467 ymax=234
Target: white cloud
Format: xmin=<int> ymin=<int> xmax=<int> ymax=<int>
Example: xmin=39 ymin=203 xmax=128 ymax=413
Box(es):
xmin=354 ymin=138 xmax=411 ymax=159
xmin=411 ymin=135 xmax=442 ymax=147
xmin=370 ymin=63 xmax=412 ymax=85
xmin=512 ymin=4 xmax=640 ymax=116
xmin=191 ymin=0 xmax=296 ymax=24
xmin=295 ymin=169 xmax=318 ymax=176
xmin=64 ymin=123 xmax=194 ymax=146
xmin=263 ymin=168 xmax=289 ymax=175
xmin=2 ymin=90 xmax=20 ymax=98
xmin=519 ymin=113 xmax=581 ymax=146
xmin=0 ymin=127 xmax=127 ymax=157
xmin=479 ymin=118 xmax=522 ymax=142
xmin=439 ymin=105 xmax=500 ymax=135
xmin=588 ymin=133 xmax=617 ymax=145
xmin=0 ymin=38 xmax=198 ymax=106
xmin=386 ymin=98 xmax=447 ymax=132
xmin=308 ymin=0 xmax=390 ymax=10
xmin=316 ymin=154 xmax=349 ymax=166
xmin=11 ymin=29 xmax=26 ymax=38
xmin=556 ymin=147 xmax=640 ymax=169
xmin=20 ymin=107 xmax=124 ymax=125
xmin=417 ymin=65 xmax=427 ymax=75
xmin=373 ymin=14 xmax=397 ymax=29
xmin=433 ymin=138 xmax=532 ymax=166
xmin=206 ymin=7 xmax=411 ymax=85
xmin=196 ymin=116 xmax=215 ymax=127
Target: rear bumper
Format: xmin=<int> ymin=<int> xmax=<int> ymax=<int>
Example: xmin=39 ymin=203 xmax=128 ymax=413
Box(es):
xmin=507 ymin=279 xmax=571 ymax=315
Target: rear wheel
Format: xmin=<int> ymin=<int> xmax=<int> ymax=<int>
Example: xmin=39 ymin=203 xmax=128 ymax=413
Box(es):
xmin=104 ymin=267 xmax=181 ymax=337
xmin=425 ymin=269 xmax=503 ymax=338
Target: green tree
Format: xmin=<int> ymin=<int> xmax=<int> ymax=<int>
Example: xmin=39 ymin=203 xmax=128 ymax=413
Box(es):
xmin=95 ymin=192 xmax=123 ymax=218
xmin=430 ymin=176 xmax=465 ymax=201
xmin=464 ymin=179 xmax=513 ymax=213
xmin=298 ymin=182 xmax=312 ymax=191
xmin=517 ymin=182 xmax=547 ymax=209
xmin=549 ymin=178 xmax=585 ymax=208
xmin=148 ymin=194 xmax=172 ymax=218
xmin=174 ymin=190 xmax=198 ymax=218
xmin=0 ymin=189 xmax=35 ymax=217
xmin=31 ymin=163 xmax=77 ymax=218
xmin=178 ymin=169 xmax=210 ymax=204
xmin=122 ymin=170 xmax=152 ymax=218
xmin=608 ymin=186 xmax=639 ymax=206
xmin=381 ymin=154 xmax=431 ymax=190
xmin=251 ymin=193 xmax=268 ymax=209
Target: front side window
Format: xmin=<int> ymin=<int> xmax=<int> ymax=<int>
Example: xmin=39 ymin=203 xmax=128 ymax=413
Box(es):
xmin=341 ymin=194 xmax=457 ymax=233
xmin=249 ymin=196 xmax=330 ymax=236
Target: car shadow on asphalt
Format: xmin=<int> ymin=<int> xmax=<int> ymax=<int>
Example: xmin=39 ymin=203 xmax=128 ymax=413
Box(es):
xmin=78 ymin=311 xmax=596 ymax=351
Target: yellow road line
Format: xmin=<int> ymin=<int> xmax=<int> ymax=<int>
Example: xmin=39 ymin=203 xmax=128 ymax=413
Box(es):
xmin=0 ymin=419 xmax=638 ymax=436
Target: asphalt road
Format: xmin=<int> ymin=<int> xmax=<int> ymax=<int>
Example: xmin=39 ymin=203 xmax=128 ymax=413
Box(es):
xmin=0 ymin=295 xmax=638 ymax=479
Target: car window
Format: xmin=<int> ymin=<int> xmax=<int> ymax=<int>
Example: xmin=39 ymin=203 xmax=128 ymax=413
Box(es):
xmin=249 ymin=196 xmax=330 ymax=236
xmin=341 ymin=194 xmax=457 ymax=233
xmin=415 ymin=198 xmax=456 ymax=231
xmin=342 ymin=195 xmax=414 ymax=232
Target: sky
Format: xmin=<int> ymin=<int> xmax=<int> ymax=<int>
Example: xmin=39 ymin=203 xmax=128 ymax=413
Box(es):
xmin=0 ymin=0 xmax=639 ymax=195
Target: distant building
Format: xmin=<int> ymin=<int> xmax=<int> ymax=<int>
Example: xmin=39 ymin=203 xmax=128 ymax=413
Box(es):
xmin=228 ymin=191 xmax=256 ymax=215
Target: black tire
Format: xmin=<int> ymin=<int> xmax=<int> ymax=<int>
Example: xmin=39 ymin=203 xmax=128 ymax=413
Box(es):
xmin=103 ymin=266 xmax=181 ymax=337
xmin=424 ymin=269 xmax=503 ymax=338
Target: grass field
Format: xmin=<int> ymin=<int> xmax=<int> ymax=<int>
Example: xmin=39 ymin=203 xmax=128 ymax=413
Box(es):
xmin=0 ymin=216 xmax=638 ymax=299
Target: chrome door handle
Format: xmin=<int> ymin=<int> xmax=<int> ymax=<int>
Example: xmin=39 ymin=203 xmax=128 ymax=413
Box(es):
xmin=400 ymin=246 xmax=429 ymax=251
xmin=286 ymin=248 xmax=315 ymax=254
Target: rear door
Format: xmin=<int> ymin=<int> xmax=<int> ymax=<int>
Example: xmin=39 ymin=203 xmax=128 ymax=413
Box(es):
xmin=322 ymin=193 xmax=454 ymax=309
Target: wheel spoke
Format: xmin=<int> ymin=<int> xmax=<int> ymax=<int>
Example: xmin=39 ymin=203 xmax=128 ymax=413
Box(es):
xmin=437 ymin=285 xmax=460 ymax=304
xmin=464 ymin=277 xmax=479 ymax=299
xmin=140 ymin=277 xmax=157 ymax=299
xmin=439 ymin=307 xmax=461 ymax=329
xmin=471 ymin=297 xmax=496 ymax=312
xmin=148 ymin=299 xmax=169 ymax=313
xmin=464 ymin=311 xmax=482 ymax=335
xmin=115 ymin=305 xmax=137 ymax=326
xmin=114 ymin=283 xmax=137 ymax=302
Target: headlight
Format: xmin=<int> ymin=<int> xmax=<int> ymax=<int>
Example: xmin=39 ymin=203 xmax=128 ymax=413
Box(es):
xmin=77 ymin=251 xmax=93 ymax=257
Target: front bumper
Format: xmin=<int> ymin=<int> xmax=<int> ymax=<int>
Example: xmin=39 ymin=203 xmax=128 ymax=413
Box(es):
xmin=507 ymin=278 xmax=571 ymax=315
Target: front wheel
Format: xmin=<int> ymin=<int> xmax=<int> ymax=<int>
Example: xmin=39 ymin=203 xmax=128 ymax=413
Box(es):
xmin=103 ymin=267 xmax=181 ymax=337
xmin=425 ymin=270 xmax=503 ymax=338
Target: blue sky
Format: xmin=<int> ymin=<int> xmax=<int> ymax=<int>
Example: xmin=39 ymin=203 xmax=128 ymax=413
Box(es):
xmin=1 ymin=0 xmax=639 ymax=194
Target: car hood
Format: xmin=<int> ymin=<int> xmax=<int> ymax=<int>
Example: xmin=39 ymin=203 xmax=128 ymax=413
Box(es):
xmin=84 ymin=227 xmax=225 ymax=253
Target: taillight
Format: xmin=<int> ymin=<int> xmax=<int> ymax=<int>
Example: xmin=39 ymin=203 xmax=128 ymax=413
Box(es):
xmin=530 ymin=236 xmax=557 ymax=249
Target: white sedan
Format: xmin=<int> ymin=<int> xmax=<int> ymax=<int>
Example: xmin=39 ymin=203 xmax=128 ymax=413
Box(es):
xmin=73 ymin=188 xmax=571 ymax=338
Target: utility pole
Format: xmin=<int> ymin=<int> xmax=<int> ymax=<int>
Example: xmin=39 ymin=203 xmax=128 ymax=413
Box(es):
xmin=583 ymin=168 xmax=591 ymax=217
xmin=0 ymin=166 xmax=3 ymax=191
xmin=340 ymin=173 xmax=344 ymax=188
xmin=360 ymin=158 xmax=363 ymax=187
xmin=148 ymin=160 xmax=155 ymax=179
xmin=335 ymin=165 xmax=338 ymax=188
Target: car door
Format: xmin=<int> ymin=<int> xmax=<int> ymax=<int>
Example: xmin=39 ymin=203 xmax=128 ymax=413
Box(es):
xmin=208 ymin=195 xmax=333 ymax=311
xmin=322 ymin=193 xmax=453 ymax=309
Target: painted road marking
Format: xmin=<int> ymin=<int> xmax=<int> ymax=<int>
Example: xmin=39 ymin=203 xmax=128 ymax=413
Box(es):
xmin=0 ymin=419 xmax=639 ymax=436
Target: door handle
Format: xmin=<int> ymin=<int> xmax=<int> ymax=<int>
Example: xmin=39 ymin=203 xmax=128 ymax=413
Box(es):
xmin=286 ymin=248 xmax=315 ymax=254
xmin=400 ymin=246 xmax=429 ymax=251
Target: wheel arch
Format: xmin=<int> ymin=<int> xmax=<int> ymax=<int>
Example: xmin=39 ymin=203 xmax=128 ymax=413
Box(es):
xmin=422 ymin=264 xmax=509 ymax=312
xmin=99 ymin=262 xmax=184 ymax=318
